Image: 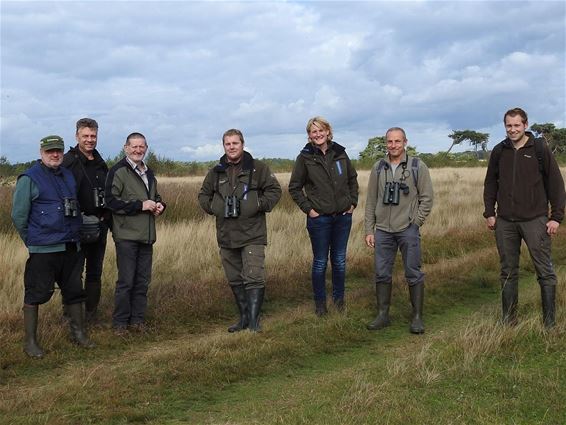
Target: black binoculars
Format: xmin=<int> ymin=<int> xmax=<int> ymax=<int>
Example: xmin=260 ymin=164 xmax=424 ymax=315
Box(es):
xmin=224 ymin=195 xmax=240 ymax=218
xmin=93 ymin=187 xmax=105 ymax=208
xmin=64 ymin=198 xmax=79 ymax=217
xmin=383 ymin=182 xmax=409 ymax=205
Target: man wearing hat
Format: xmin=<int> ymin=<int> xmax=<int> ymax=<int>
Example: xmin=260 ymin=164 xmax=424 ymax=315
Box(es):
xmin=11 ymin=135 xmax=95 ymax=358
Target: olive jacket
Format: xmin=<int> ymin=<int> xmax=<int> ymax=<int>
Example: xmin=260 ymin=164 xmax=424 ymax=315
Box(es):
xmin=198 ymin=151 xmax=282 ymax=249
xmin=288 ymin=141 xmax=358 ymax=215
xmin=364 ymin=152 xmax=434 ymax=234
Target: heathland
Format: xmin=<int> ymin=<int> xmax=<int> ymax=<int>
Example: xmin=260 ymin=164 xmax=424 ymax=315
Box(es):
xmin=0 ymin=167 xmax=565 ymax=424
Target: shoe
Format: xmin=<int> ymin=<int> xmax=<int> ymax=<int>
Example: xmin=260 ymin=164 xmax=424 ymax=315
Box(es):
xmin=129 ymin=323 xmax=148 ymax=333
xmin=334 ymin=298 xmax=345 ymax=313
xmin=315 ymin=299 xmax=328 ymax=317
xmin=113 ymin=325 xmax=129 ymax=336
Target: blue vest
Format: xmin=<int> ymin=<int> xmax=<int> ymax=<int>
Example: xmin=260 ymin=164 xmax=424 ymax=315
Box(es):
xmin=23 ymin=161 xmax=81 ymax=246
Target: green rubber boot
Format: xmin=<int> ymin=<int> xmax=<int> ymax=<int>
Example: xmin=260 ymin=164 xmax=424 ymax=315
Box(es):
xmin=23 ymin=305 xmax=44 ymax=359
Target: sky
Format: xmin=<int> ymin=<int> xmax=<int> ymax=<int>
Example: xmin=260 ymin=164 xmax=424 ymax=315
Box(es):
xmin=1 ymin=0 xmax=565 ymax=163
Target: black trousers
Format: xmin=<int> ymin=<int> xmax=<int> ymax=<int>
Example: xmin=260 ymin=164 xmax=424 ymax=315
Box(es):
xmin=80 ymin=220 xmax=109 ymax=284
xmin=112 ymin=240 xmax=153 ymax=327
xmin=24 ymin=244 xmax=85 ymax=305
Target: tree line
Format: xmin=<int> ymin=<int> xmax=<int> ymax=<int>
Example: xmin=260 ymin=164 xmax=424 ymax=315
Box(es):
xmin=1 ymin=123 xmax=564 ymax=180
xmin=358 ymin=122 xmax=566 ymax=167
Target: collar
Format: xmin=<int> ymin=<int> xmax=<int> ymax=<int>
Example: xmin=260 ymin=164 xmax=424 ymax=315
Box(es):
xmin=126 ymin=156 xmax=146 ymax=171
xmin=215 ymin=150 xmax=254 ymax=172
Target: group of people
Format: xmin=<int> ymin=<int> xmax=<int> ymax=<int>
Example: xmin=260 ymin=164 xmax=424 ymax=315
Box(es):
xmin=12 ymin=120 xmax=165 ymax=357
xmin=11 ymin=107 xmax=565 ymax=359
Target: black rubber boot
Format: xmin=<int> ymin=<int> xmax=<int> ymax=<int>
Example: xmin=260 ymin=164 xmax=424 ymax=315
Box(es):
xmin=67 ymin=303 xmax=95 ymax=348
xmin=541 ymin=285 xmax=556 ymax=329
xmin=23 ymin=305 xmax=44 ymax=358
xmin=85 ymin=280 xmax=101 ymax=326
xmin=246 ymin=287 xmax=265 ymax=332
xmin=62 ymin=303 xmax=70 ymax=324
xmin=501 ymin=281 xmax=518 ymax=326
xmin=228 ymin=285 xmax=249 ymax=333
xmin=409 ymin=282 xmax=425 ymax=334
xmin=367 ymin=283 xmax=392 ymax=330
xmin=314 ymin=299 xmax=328 ymax=317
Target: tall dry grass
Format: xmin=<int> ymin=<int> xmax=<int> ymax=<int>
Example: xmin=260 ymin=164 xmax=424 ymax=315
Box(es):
xmin=0 ymin=167 xmax=563 ymax=321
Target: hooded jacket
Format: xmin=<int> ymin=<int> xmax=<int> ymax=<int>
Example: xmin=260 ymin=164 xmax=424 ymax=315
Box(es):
xmin=288 ymin=141 xmax=358 ymax=215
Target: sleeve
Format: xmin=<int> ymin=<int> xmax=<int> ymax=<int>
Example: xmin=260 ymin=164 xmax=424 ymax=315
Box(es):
xmin=197 ymin=170 xmax=216 ymax=215
xmin=363 ymin=165 xmax=379 ymax=235
xmin=258 ymin=165 xmax=282 ymax=212
xmin=11 ymin=176 xmax=35 ymax=243
xmin=415 ymin=161 xmax=434 ymax=227
xmin=61 ymin=152 xmax=81 ymax=185
xmin=483 ymin=147 xmax=499 ymax=218
xmin=545 ymin=146 xmax=566 ymax=223
xmin=288 ymin=155 xmax=312 ymax=214
xmin=346 ymin=155 xmax=359 ymax=207
xmin=154 ymin=178 xmax=166 ymax=212
xmin=104 ymin=167 xmax=143 ymax=216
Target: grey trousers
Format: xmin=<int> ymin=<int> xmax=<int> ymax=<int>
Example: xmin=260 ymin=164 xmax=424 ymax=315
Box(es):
xmin=220 ymin=245 xmax=266 ymax=289
xmin=495 ymin=216 xmax=557 ymax=288
xmin=374 ymin=223 xmax=424 ymax=287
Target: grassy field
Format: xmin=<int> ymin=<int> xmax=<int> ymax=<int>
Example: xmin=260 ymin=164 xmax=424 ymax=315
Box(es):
xmin=0 ymin=168 xmax=565 ymax=424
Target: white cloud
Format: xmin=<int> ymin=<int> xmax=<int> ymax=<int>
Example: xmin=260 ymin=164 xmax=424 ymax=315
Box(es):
xmin=181 ymin=144 xmax=222 ymax=160
xmin=0 ymin=1 xmax=564 ymax=162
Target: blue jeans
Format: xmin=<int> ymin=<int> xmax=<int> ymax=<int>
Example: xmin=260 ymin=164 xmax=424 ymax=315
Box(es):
xmin=374 ymin=224 xmax=424 ymax=287
xmin=306 ymin=213 xmax=352 ymax=302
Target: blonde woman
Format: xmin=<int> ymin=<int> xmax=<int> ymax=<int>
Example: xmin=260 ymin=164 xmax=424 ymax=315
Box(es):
xmin=289 ymin=117 xmax=358 ymax=316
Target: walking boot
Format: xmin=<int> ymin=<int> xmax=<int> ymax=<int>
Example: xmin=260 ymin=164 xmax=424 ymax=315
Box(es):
xmin=367 ymin=283 xmax=392 ymax=330
xmin=541 ymin=285 xmax=556 ymax=329
xmin=501 ymin=280 xmax=518 ymax=326
xmin=66 ymin=303 xmax=96 ymax=348
xmin=23 ymin=305 xmax=44 ymax=358
xmin=314 ymin=299 xmax=328 ymax=317
xmin=409 ymin=282 xmax=425 ymax=334
xmin=246 ymin=287 xmax=265 ymax=332
xmin=228 ymin=285 xmax=249 ymax=333
xmin=85 ymin=280 xmax=102 ymax=326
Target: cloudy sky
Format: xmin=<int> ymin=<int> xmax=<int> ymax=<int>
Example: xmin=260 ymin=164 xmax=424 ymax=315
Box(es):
xmin=1 ymin=0 xmax=565 ymax=163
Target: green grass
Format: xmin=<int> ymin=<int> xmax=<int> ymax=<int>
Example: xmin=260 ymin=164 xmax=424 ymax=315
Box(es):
xmin=3 ymin=265 xmax=565 ymax=424
xmin=1 ymin=236 xmax=565 ymax=424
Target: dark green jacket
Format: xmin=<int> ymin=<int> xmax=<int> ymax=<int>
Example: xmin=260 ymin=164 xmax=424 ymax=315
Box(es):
xmin=198 ymin=151 xmax=281 ymax=249
xmin=104 ymin=157 xmax=163 ymax=244
xmin=288 ymin=141 xmax=358 ymax=215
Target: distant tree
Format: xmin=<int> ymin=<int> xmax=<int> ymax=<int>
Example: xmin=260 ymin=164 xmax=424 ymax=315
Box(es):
xmin=531 ymin=123 xmax=566 ymax=154
xmin=448 ymin=130 xmax=489 ymax=158
xmin=359 ymin=136 xmax=417 ymax=165
xmin=359 ymin=136 xmax=387 ymax=163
